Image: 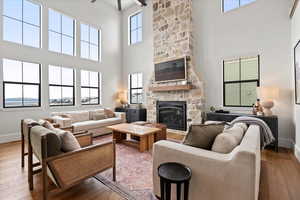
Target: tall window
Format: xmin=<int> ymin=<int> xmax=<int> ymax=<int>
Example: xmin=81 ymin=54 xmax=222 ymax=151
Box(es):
xmin=3 ymin=0 xmax=41 ymax=48
xmin=81 ymin=70 xmax=101 ymax=105
xmin=80 ymin=23 xmax=100 ymax=61
xmin=223 ymin=55 xmax=260 ymax=107
xmin=129 ymin=12 xmax=142 ymax=45
xmin=129 ymin=73 xmax=143 ymax=104
xmin=223 ymin=0 xmax=256 ymax=12
xmin=48 ymin=9 xmax=75 ymax=56
xmin=49 ymin=65 xmax=74 ymax=106
xmin=3 ymin=59 xmax=41 ymax=108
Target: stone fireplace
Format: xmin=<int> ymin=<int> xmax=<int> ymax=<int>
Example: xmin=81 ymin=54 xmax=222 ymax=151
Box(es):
xmin=157 ymin=101 xmax=187 ymax=131
xmin=146 ymin=0 xmax=204 ymax=134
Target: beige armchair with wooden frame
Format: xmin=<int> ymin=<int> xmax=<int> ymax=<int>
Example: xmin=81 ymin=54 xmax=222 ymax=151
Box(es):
xmin=21 ymin=119 xmax=92 ymax=168
xmin=26 ymin=124 xmax=116 ymax=200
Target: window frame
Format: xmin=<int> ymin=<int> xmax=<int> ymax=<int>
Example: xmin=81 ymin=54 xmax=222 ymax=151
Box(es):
xmin=80 ymin=23 xmax=101 ymax=62
xmin=2 ymin=0 xmax=42 ymax=48
xmin=3 ymin=59 xmax=41 ymax=109
xmin=129 ymin=72 xmax=143 ymax=104
xmin=48 ymin=65 xmax=75 ymax=107
xmin=129 ymin=11 xmax=142 ymax=45
xmin=80 ymin=70 xmax=101 ymax=106
xmin=223 ymin=55 xmax=260 ymax=107
xmin=48 ymin=8 xmax=76 ymax=56
xmin=222 ymin=0 xmax=256 ymax=13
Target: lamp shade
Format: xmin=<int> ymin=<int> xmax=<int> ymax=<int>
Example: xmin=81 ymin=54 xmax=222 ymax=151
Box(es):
xmin=117 ymin=90 xmax=128 ymax=104
xmin=257 ymin=87 xmax=279 ymax=101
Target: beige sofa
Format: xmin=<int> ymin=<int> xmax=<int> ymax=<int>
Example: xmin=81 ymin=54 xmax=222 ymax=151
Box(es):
xmin=51 ymin=109 xmax=126 ymax=137
xmin=153 ymin=125 xmax=261 ymax=200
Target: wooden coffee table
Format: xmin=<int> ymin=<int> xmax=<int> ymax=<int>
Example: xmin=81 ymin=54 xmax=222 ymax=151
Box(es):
xmin=107 ymin=123 xmax=161 ymax=152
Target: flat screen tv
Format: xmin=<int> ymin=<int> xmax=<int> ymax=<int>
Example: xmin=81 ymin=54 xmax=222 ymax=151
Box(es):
xmin=155 ymin=57 xmax=187 ymax=82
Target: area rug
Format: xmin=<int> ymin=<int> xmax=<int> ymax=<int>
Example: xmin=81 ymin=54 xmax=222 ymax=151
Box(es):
xmin=94 ymin=135 xmax=157 ymax=200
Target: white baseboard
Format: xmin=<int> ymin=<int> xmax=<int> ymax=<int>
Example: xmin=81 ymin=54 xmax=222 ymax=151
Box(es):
xmin=278 ymin=137 xmax=294 ymax=149
xmin=0 ymin=133 xmax=20 ymax=144
xmin=295 ymin=144 xmax=300 ymax=163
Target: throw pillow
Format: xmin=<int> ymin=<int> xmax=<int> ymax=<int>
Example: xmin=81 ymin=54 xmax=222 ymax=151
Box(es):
xmin=38 ymin=120 xmax=56 ymax=131
xmin=223 ymin=123 xmax=247 ymax=144
xmin=183 ymin=123 xmax=225 ymax=150
xmin=61 ymin=131 xmax=81 ymax=152
xmin=104 ymin=109 xmax=116 ymax=118
xmin=211 ymin=132 xmax=239 ymax=154
xmin=93 ymin=113 xmax=107 ymax=120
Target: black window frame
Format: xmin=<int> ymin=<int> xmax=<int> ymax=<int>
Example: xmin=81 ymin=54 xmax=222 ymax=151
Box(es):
xmin=2 ymin=0 xmax=42 ymax=48
xmin=80 ymin=70 xmax=101 ymax=105
xmin=80 ymin=23 xmax=101 ymax=62
xmin=48 ymin=9 xmax=75 ymax=56
xmin=223 ymin=55 xmax=260 ymax=107
xmin=129 ymin=12 xmax=142 ymax=45
xmin=3 ymin=59 xmax=41 ymax=108
xmin=49 ymin=65 xmax=75 ymax=107
xmin=129 ymin=73 xmax=143 ymax=104
xmin=222 ymin=0 xmax=256 ymax=12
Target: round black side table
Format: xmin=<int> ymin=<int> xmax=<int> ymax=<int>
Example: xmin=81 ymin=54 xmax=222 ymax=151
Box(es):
xmin=158 ymin=162 xmax=192 ymax=200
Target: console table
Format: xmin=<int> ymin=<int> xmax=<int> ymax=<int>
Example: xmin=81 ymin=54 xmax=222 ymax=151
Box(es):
xmin=206 ymin=112 xmax=279 ymax=152
xmin=115 ymin=107 xmax=147 ymax=123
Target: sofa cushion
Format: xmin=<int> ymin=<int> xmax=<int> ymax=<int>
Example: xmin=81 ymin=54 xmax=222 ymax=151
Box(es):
xmin=211 ymin=132 xmax=239 ymax=154
xmin=183 ymin=124 xmax=225 ymax=150
xmin=93 ymin=113 xmax=107 ymax=120
xmin=89 ymin=109 xmax=105 ymax=120
xmin=67 ymin=111 xmax=90 ymax=123
xmin=61 ymin=131 xmax=81 ymax=152
xmin=104 ymin=108 xmax=116 ymax=118
xmin=73 ymin=118 xmax=124 ymax=132
xmin=223 ymin=123 xmax=247 ymax=144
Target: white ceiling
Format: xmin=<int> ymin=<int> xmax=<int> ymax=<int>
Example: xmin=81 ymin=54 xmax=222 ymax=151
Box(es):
xmin=100 ymin=0 xmax=136 ymax=10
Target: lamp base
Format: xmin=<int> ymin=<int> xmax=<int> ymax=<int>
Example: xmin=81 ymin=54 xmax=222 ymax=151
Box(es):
xmin=261 ymin=100 xmax=274 ymax=116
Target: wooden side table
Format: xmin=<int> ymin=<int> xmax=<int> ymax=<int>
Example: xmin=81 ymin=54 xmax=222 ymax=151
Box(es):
xmin=158 ymin=162 xmax=192 ymax=200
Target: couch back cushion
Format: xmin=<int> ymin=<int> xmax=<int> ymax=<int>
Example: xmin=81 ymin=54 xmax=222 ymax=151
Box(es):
xmin=183 ymin=123 xmax=225 ymax=150
xmin=89 ymin=109 xmax=105 ymax=120
xmin=52 ymin=111 xmax=90 ymax=123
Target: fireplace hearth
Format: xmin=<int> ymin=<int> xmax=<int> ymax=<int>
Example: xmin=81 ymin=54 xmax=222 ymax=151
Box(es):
xmin=156 ymin=101 xmax=187 ymax=131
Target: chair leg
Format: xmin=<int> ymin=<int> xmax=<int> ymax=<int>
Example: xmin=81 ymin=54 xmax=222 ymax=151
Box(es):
xmin=28 ymin=142 xmax=33 ymax=190
xmin=42 ymin=161 xmax=48 ymax=200
xmin=21 ymin=133 xmax=25 ymax=168
xmin=113 ymin=139 xmax=116 ymax=182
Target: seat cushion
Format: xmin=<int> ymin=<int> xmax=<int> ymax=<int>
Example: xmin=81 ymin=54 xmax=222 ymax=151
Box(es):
xmin=73 ymin=118 xmax=124 ymax=132
xmin=183 ymin=124 xmax=225 ymax=150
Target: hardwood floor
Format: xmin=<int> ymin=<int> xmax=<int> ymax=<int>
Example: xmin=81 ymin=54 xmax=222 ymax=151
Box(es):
xmin=0 ymin=140 xmax=300 ymax=200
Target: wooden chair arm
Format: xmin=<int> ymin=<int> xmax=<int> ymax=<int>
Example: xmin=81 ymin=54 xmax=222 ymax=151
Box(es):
xmin=46 ymin=141 xmax=116 ymax=188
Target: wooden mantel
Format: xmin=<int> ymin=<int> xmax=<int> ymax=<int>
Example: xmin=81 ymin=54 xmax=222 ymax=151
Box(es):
xmin=149 ymin=84 xmax=193 ymax=92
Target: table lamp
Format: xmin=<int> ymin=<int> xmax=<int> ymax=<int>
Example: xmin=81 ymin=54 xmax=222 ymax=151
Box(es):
xmin=257 ymin=87 xmax=279 ymax=116
xmin=117 ymin=90 xmax=128 ymax=107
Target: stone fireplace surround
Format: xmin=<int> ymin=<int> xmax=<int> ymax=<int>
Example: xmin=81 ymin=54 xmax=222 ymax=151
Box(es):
xmin=146 ymin=0 xmax=204 ymax=134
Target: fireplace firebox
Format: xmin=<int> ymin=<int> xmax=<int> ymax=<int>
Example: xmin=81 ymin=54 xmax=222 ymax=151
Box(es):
xmin=156 ymin=101 xmax=187 ymax=131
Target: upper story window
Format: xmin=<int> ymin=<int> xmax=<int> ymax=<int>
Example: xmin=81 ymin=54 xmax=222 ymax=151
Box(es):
xmin=49 ymin=65 xmax=75 ymax=106
xmin=129 ymin=73 xmax=143 ymax=104
xmin=81 ymin=70 xmax=101 ymax=105
xmin=3 ymin=0 xmax=41 ymax=48
xmin=80 ymin=23 xmax=100 ymax=61
xmin=129 ymin=12 xmax=142 ymax=45
xmin=3 ymin=58 xmax=41 ymax=108
xmin=223 ymin=0 xmax=256 ymax=12
xmin=223 ymin=55 xmax=260 ymax=107
xmin=48 ymin=9 xmax=75 ymax=56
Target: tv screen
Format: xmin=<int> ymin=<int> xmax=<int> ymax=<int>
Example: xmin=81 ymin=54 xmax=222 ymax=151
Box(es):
xmin=155 ymin=58 xmax=186 ymax=82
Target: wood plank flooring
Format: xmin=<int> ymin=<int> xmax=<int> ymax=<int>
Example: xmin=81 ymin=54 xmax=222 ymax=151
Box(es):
xmin=0 ymin=139 xmax=300 ymax=200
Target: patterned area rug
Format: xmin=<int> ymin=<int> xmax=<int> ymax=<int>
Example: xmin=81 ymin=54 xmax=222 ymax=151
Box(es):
xmin=94 ymin=135 xmax=157 ymax=200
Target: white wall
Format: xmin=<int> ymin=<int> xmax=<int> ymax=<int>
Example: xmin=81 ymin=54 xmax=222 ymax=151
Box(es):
xmin=291 ymin=2 xmax=300 ymax=161
xmin=121 ymin=1 xmax=153 ymax=102
xmin=121 ymin=0 xmax=295 ymax=147
xmin=0 ymin=0 xmax=122 ymax=143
